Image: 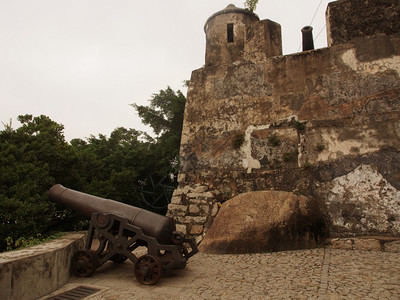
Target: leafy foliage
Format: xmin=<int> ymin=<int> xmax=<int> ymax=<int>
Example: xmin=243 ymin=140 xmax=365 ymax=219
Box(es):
xmin=6 ymin=232 xmax=64 ymax=251
xmin=232 ymin=133 xmax=245 ymax=149
xmin=294 ymin=120 xmax=306 ymax=132
xmin=131 ymin=86 xmax=186 ymax=176
xmin=267 ymin=133 xmax=281 ymax=147
xmin=244 ymin=0 xmax=258 ymax=12
xmin=70 ymin=128 xmax=154 ymax=207
xmin=0 ymin=115 xmax=76 ymax=251
xmin=0 ymin=87 xmax=186 ymax=252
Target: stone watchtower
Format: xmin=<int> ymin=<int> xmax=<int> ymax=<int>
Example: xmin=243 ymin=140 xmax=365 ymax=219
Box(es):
xmin=168 ymin=0 xmax=400 ymax=243
xmin=204 ymin=4 xmax=281 ymax=66
xmin=167 ymin=4 xmax=284 ymax=241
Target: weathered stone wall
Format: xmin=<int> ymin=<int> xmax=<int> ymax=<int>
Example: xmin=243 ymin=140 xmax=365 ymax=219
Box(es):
xmin=205 ymin=4 xmax=282 ymax=67
xmin=0 ymin=232 xmax=85 ymax=300
xmin=168 ymin=0 xmax=400 ymax=242
xmin=168 ymin=184 xmax=220 ymax=243
xmin=326 ymin=0 xmax=400 ymax=47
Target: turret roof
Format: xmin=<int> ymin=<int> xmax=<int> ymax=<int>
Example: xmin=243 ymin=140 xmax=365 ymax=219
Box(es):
xmin=204 ymin=4 xmax=259 ymax=32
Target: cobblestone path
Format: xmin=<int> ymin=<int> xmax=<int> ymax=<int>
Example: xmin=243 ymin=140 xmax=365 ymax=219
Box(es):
xmin=42 ymin=248 xmax=400 ymax=299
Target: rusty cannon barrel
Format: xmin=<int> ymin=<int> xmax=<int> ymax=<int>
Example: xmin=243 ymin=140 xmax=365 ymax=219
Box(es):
xmin=301 ymin=26 xmax=314 ymax=51
xmin=48 ymin=184 xmax=176 ymax=245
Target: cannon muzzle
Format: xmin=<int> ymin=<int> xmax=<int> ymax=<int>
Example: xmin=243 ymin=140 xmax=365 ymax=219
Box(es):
xmin=301 ymin=26 xmax=315 ymax=51
xmin=48 ymin=184 xmax=176 ymax=245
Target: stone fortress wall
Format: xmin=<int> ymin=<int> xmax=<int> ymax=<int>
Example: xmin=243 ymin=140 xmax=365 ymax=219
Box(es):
xmin=167 ymin=0 xmax=400 ymax=243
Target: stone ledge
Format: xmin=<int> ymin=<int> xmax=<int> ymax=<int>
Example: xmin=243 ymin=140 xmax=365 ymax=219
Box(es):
xmin=327 ymin=236 xmax=400 ymax=252
xmin=0 ymin=232 xmax=85 ymax=300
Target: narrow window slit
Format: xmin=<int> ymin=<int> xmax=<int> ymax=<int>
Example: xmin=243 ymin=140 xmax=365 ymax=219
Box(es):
xmin=227 ymin=23 xmax=234 ymax=43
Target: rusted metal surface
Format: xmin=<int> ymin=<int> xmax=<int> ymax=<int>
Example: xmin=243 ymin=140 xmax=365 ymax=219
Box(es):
xmin=48 ymin=184 xmax=198 ymax=285
xmin=301 ymin=26 xmax=314 ymax=51
xmin=49 ymin=184 xmax=175 ymax=245
xmin=45 ymin=286 xmax=100 ymax=300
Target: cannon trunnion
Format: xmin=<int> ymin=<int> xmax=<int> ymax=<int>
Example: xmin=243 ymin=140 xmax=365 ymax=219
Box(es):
xmin=48 ymin=184 xmax=198 ymax=285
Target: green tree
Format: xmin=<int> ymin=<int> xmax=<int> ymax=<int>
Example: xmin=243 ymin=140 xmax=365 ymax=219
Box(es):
xmin=130 ymin=87 xmax=186 ymax=214
xmin=0 ymin=115 xmax=81 ymax=251
xmin=71 ymin=127 xmax=153 ymax=207
xmin=244 ymin=0 xmax=258 ymax=12
xmin=0 ymin=86 xmax=186 ymax=251
xmin=131 ymin=87 xmax=186 ymax=176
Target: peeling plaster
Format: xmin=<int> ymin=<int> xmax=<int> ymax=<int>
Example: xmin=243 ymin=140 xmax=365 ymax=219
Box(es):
xmin=342 ymin=49 xmax=400 ymax=76
xmin=242 ymin=124 xmax=270 ymax=173
xmin=242 ymin=115 xmax=299 ymax=173
xmin=327 ymin=164 xmax=400 ymax=233
xmin=318 ymin=128 xmax=380 ymax=161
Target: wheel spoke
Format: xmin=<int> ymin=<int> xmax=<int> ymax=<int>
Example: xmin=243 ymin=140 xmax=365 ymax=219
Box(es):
xmin=134 ymin=254 xmax=163 ymax=285
xmin=71 ymin=250 xmax=98 ymax=277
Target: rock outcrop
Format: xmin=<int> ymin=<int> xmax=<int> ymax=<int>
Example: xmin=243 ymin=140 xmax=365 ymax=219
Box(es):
xmin=200 ymin=191 xmax=328 ymax=254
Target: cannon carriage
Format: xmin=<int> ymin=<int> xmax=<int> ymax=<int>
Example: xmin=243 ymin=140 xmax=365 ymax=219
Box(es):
xmin=48 ymin=184 xmax=198 ymax=285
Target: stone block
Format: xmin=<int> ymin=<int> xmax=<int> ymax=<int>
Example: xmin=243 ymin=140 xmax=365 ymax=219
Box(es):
xmin=186 ymin=192 xmax=204 ymax=199
xmin=329 ymin=238 xmax=354 ymax=250
xmin=172 ymin=189 xmax=183 ymax=197
xmin=187 ymin=192 xmax=216 ymax=200
xmin=174 ymin=216 xmax=186 ymax=224
xmin=192 ymin=185 xmax=208 ymax=193
xmin=384 ymin=240 xmax=400 ymax=253
xmin=353 ymin=238 xmax=382 ymax=251
xmin=190 ymin=225 xmax=204 ymax=235
xmin=189 ymin=205 xmax=200 ymax=214
xmin=200 ymin=205 xmax=210 ymax=214
xmin=181 ymin=185 xmax=192 ymax=194
xmin=189 ymin=199 xmax=208 ymax=205
xmin=167 ymin=204 xmax=187 ymax=215
xmin=176 ymin=224 xmax=187 ymax=234
xmin=211 ymin=203 xmax=219 ymax=217
xmin=195 ymin=235 xmax=204 ymax=244
xmin=185 ymin=216 xmax=207 ymax=224
xmin=177 ymin=173 xmax=186 ymax=183
xmin=170 ymin=196 xmax=182 ymax=204
xmin=211 ymin=189 xmax=221 ymax=197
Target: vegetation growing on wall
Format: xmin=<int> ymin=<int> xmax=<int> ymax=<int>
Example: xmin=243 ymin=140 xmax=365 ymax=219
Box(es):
xmin=267 ymin=133 xmax=281 ymax=147
xmin=315 ymin=143 xmax=326 ymax=152
xmin=244 ymin=0 xmax=258 ymax=12
xmin=232 ymin=133 xmax=245 ymax=149
xmin=293 ymin=120 xmax=306 ymax=132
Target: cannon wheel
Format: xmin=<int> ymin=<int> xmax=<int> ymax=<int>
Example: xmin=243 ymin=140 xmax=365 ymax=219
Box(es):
xmin=71 ymin=250 xmax=98 ymax=277
xmin=134 ymin=254 xmax=163 ymax=285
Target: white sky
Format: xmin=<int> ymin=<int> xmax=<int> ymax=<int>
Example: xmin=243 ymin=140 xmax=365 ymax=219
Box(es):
xmin=0 ymin=0 xmax=334 ymax=142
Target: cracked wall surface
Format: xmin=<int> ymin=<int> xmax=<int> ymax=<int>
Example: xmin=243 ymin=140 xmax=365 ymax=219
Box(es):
xmin=323 ymin=165 xmax=400 ymax=235
xmin=168 ymin=0 xmax=400 ymax=240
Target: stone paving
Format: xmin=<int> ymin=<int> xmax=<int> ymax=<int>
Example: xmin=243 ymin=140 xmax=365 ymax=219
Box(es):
xmin=41 ymin=247 xmax=400 ymax=300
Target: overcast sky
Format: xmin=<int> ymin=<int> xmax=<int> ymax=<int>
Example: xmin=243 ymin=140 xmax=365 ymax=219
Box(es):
xmin=0 ymin=0 xmax=334 ymax=142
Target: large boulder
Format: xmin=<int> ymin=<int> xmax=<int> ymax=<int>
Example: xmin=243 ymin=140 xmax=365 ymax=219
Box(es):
xmin=199 ymin=190 xmax=328 ymax=254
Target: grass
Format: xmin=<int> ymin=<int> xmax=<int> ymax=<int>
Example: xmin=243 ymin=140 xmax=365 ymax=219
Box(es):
xmin=5 ymin=232 xmax=65 ymax=252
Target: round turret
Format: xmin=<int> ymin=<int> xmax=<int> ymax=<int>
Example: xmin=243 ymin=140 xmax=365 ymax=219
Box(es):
xmin=204 ymin=4 xmax=260 ymax=66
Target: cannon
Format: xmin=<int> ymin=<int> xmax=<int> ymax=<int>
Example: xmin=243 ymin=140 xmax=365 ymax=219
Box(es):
xmin=301 ymin=26 xmax=314 ymax=51
xmin=48 ymin=184 xmax=198 ymax=285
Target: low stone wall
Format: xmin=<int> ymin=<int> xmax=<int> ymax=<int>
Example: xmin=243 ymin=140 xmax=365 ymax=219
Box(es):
xmin=327 ymin=236 xmax=400 ymax=252
xmin=0 ymin=232 xmax=85 ymax=300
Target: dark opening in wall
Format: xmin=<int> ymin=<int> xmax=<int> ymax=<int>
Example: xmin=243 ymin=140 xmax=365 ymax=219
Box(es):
xmin=227 ymin=23 xmax=234 ymax=43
